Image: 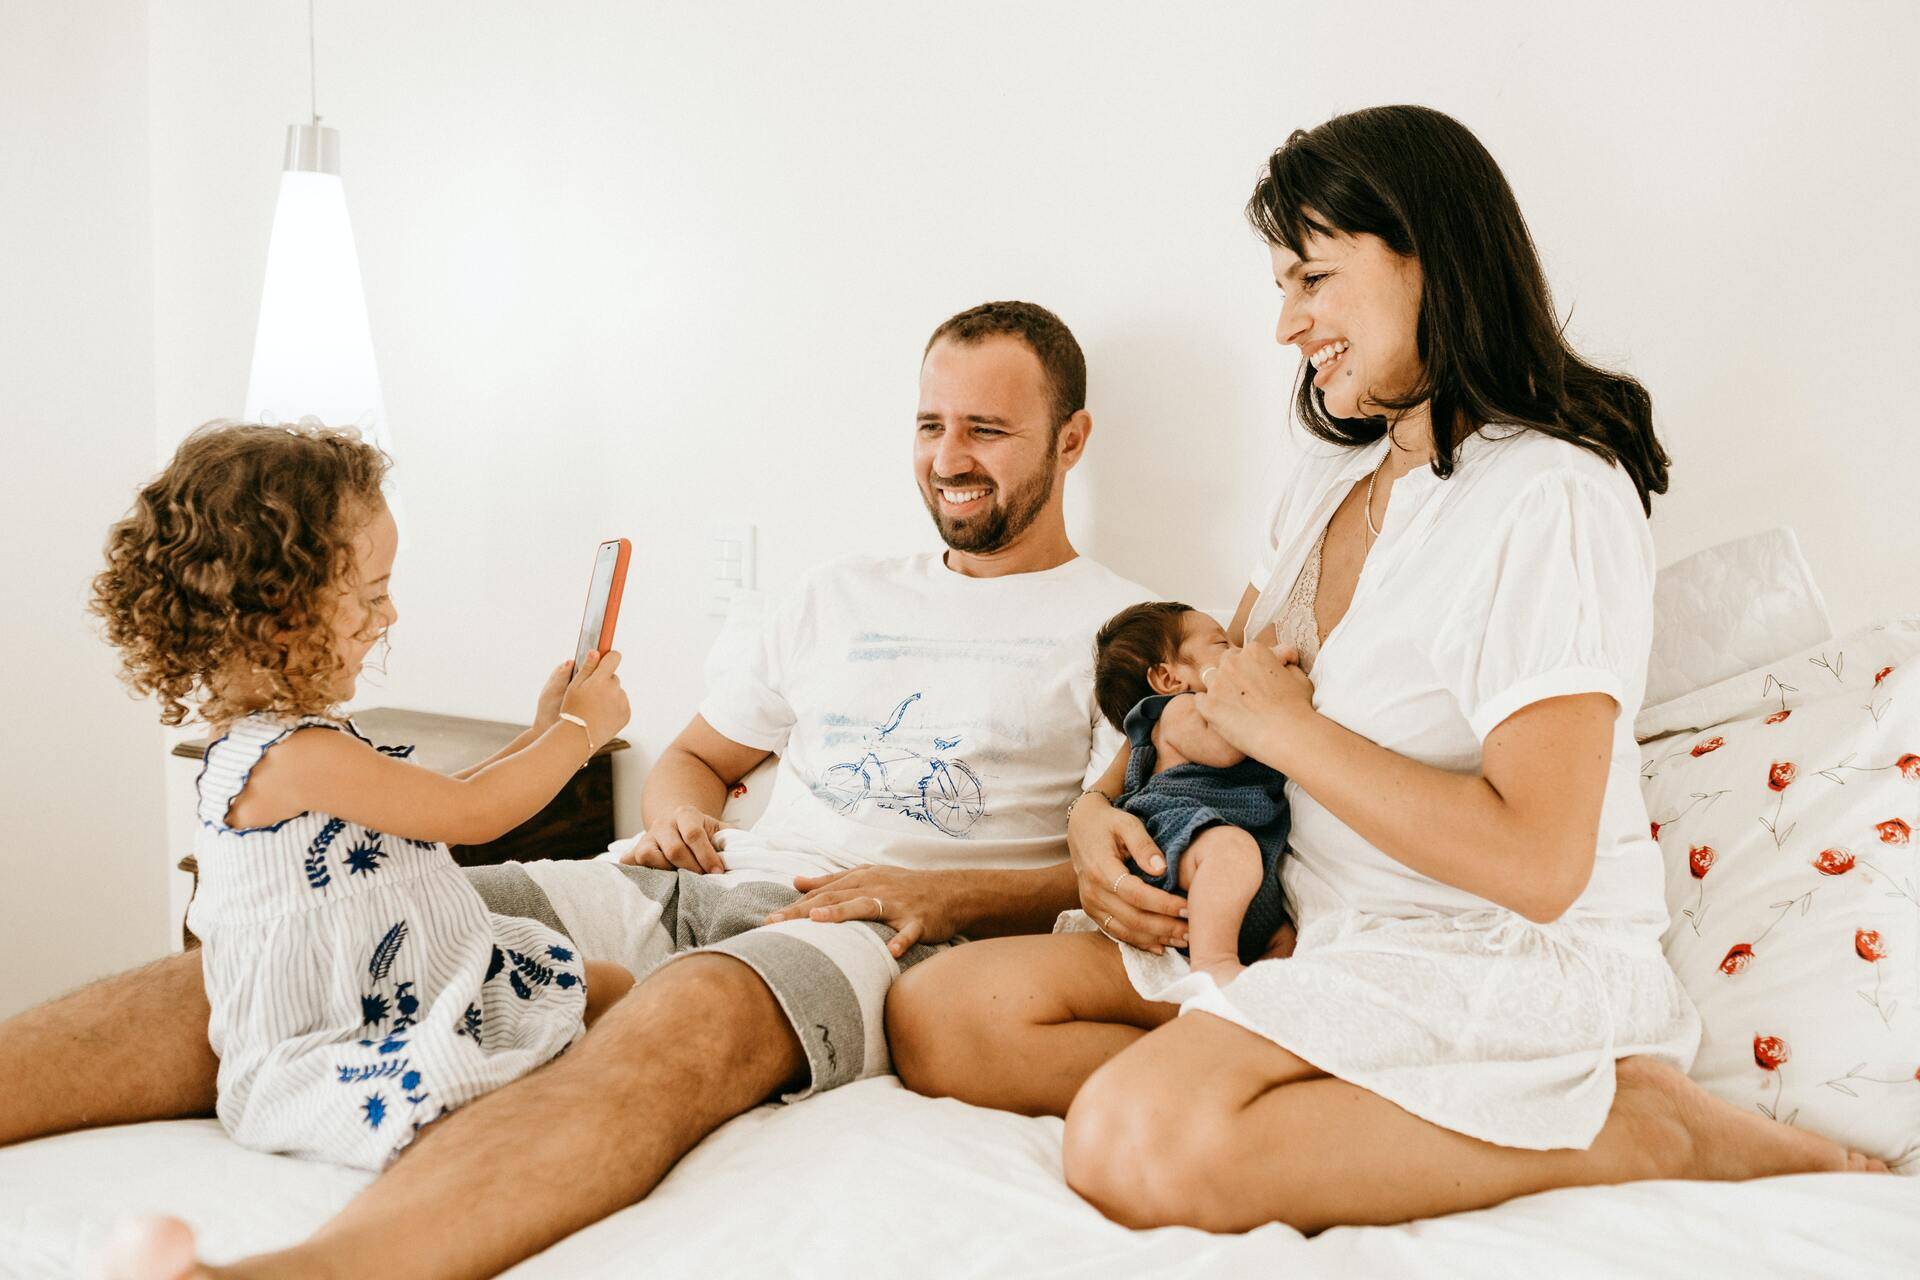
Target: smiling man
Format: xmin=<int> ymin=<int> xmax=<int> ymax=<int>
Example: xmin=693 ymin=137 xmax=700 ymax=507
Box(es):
xmin=13 ymin=303 xmax=1171 ymax=1280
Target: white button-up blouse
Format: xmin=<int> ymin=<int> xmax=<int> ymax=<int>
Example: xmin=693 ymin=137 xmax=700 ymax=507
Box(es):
xmin=1244 ymin=424 xmax=1669 ymax=938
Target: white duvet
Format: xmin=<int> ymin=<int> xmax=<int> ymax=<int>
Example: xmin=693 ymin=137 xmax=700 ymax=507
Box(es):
xmin=3 ymin=1078 xmax=1913 ymax=1277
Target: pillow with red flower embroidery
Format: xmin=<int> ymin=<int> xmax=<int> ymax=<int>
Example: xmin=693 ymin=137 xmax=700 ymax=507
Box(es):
xmin=1641 ymin=634 xmax=1920 ymax=1172
xmin=1637 ymin=616 xmax=1920 ymax=741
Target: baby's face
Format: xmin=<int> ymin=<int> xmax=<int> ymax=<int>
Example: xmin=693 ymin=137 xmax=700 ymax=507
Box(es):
xmin=1164 ymin=611 xmax=1233 ymax=692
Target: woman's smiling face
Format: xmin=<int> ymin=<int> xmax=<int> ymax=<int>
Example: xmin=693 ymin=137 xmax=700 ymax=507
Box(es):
xmin=1269 ymin=223 xmax=1425 ymax=422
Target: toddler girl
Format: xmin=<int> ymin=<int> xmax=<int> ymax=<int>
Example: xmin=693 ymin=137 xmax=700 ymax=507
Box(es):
xmin=90 ymin=421 xmax=633 ymax=1175
xmin=1091 ymin=602 xmax=1290 ymax=984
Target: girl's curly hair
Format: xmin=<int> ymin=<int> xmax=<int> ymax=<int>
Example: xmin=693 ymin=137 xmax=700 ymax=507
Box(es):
xmin=91 ymin=421 xmax=391 ymax=726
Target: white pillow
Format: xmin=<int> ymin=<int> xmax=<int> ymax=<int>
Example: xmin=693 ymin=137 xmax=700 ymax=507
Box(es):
xmin=1641 ymin=528 xmax=1832 ymax=723
xmin=1643 ymin=635 xmax=1920 ymax=1171
xmin=1638 ymin=617 xmax=1920 ymax=741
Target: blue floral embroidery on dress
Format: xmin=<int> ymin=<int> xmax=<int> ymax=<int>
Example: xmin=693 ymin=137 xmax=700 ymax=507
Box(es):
xmin=375 ymin=744 xmax=415 ymax=759
xmin=485 ymin=946 xmax=505 ymax=983
xmin=393 ymin=982 xmax=419 ymax=1027
xmin=343 ymin=841 xmax=388 ymax=875
xmin=456 ymin=1003 xmax=484 ymax=1041
xmin=369 ymin=922 xmax=407 ymax=980
xmin=337 ymin=1059 xmax=408 ymax=1084
xmin=362 ymin=1094 xmax=387 ymax=1129
xmin=548 ymin=945 xmax=574 ymax=962
xmin=555 ymin=972 xmax=578 ymax=989
xmin=360 ymin=992 xmax=390 ymax=1028
xmin=304 ymin=817 xmax=346 ymax=891
xmin=509 ymin=971 xmax=532 ymax=1000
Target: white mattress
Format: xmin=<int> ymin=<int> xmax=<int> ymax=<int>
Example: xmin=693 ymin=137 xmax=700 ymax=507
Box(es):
xmin=3 ymin=1078 xmax=1913 ymax=1277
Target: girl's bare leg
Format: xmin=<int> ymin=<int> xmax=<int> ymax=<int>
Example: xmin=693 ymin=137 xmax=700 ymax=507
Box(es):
xmin=888 ymin=931 xmax=1176 ymax=1117
xmin=581 ymin=960 xmax=634 ymax=1026
xmin=1176 ymin=826 xmax=1263 ymax=985
xmin=0 ymin=950 xmax=216 ymax=1147
xmin=1065 ymin=1011 xmax=1887 ymax=1234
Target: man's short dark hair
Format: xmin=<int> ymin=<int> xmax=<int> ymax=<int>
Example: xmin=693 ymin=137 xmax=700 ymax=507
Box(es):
xmin=924 ymin=301 xmax=1087 ymax=438
xmin=1093 ymin=601 xmax=1195 ymax=731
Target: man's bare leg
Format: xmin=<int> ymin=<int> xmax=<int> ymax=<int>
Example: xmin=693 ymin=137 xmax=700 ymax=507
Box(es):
xmin=109 ymin=953 xmax=805 ymax=1280
xmin=0 ymin=950 xmax=216 ymax=1146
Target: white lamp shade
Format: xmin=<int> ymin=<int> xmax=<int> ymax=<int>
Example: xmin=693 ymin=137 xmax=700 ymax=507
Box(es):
xmin=245 ymin=169 xmax=390 ymax=456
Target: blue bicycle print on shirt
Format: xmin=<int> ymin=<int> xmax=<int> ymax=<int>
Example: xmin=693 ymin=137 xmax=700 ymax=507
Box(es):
xmin=811 ymin=693 xmax=986 ymax=837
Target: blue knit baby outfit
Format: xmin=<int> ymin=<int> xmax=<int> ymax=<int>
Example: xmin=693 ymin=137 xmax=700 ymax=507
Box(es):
xmin=190 ymin=714 xmax=588 ymax=1170
xmin=1118 ymin=694 xmax=1291 ymax=964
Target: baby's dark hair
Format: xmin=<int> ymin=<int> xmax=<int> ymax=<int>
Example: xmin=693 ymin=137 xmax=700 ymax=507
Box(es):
xmin=1093 ymin=601 xmax=1195 ymax=731
xmin=90 ymin=420 xmax=391 ymax=726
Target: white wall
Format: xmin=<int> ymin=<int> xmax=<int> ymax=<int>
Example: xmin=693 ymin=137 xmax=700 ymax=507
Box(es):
xmin=0 ymin=1 xmax=169 ymax=1013
xmin=129 ymin=0 xmax=1920 ymax=853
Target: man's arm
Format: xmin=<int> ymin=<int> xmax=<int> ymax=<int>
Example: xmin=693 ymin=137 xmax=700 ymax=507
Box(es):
xmin=622 ymin=715 xmax=771 ymax=872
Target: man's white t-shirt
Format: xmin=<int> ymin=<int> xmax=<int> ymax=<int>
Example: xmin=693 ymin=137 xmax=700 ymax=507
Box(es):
xmin=699 ymin=551 xmax=1152 ymax=879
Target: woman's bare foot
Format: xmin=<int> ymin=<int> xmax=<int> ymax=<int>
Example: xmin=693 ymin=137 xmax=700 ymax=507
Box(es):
xmin=96 ymin=1215 xmax=211 ymax=1280
xmin=1614 ymin=1056 xmax=1889 ymax=1181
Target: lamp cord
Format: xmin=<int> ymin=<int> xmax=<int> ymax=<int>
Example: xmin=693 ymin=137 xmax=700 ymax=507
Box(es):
xmin=308 ymin=0 xmax=319 ymax=125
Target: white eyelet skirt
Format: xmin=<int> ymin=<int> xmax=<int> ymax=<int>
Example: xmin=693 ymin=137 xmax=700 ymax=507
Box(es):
xmin=1058 ymin=905 xmax=1701 ymax=1151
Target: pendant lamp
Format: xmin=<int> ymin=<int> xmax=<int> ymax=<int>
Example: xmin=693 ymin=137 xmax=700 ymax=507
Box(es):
xmin=244 ymin=1 xmax=393 ymax=467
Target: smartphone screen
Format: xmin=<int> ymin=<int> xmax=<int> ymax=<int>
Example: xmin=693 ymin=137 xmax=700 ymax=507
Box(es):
xmin=574 ymin=539 xmax=629 ymax=671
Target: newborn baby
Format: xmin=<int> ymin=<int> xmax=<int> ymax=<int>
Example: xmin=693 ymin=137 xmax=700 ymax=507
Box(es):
xmin=1092 ymin=602 xmax=1291 ymax=985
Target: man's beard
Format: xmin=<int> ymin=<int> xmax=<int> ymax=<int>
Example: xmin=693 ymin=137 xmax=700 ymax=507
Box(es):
xmin=921 ymin=459 xmax=1056 ymax=555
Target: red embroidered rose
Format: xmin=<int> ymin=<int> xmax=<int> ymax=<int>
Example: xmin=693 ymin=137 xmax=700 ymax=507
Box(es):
xmin=1856 ymin=929 xmax=1888 ymax=963
xmin=1879 ymin=818 xmax=1913 ymax=846
xmin=1898 ymin=754 xmax=1920 ymax=781
xmin=1812 ymin=847 xmax=1857 ymax=876
xmin=1767 ymin=761 xmax=1797 ymax=791
xmin=1690 ymin=736 xmax=1725 ymax=758
xmin=1876 ymin=666 xmax=1895 ymax=686
xmin=1649 ymin=820 xmax=1662 ymax=840
xmin=1688 ymin=845 xmax=1717 ymax=879
xmin=1765 ymin=710 xmax=1792 ymax=725
xmin=1719 ymin=943 xmax=1755 ymax=975
xmin=1753 ymin=1035 xmax=1790 ymax=1070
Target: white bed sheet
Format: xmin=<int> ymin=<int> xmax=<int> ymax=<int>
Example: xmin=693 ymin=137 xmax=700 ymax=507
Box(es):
xmin=3 ymin=1078 xmax=1913 ymax=1278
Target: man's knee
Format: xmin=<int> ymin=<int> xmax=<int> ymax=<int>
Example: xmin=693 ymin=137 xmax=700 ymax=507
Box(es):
xmin=592 ymin=953 xmax=799 ymax=1080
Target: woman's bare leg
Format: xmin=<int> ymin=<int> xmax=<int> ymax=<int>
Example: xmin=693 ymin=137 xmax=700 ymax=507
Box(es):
xmin=0 ymin=950 xmax=216 ymax=1146
xmin=1066 ymin=1012 xmax=1885 ymax=1234
xmin=888 ymin=931 xmax=1175 ymax=1117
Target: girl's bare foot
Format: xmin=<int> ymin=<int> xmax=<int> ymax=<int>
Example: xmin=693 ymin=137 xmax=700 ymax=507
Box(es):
xmin=1614 ymin=1056 xmax=1890 ymax=1181
xmin=96 ymin=1215 xmax=211 ymax=1280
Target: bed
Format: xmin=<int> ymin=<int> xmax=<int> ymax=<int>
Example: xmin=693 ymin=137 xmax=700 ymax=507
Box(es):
xmin=4 ymin=528 xmax=1917 ymax=1276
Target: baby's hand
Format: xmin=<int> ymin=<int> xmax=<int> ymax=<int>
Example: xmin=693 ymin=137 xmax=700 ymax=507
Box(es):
xmin=533 ymin=660 xmax=574 ymax=730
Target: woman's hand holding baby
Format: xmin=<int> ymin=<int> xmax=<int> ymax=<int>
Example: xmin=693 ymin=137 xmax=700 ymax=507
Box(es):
xmin=559 ymin=650 xmax=631 ymax=751
xmin=1068 ymin=793 xmax=1189 ymax=954
xmin=1193 ymin=643 xmax=1315 ymax=769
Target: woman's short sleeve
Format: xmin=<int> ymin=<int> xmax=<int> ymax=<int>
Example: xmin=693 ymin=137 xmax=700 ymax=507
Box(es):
xmin=1428 ymin=469 xmax=1654 ymax=741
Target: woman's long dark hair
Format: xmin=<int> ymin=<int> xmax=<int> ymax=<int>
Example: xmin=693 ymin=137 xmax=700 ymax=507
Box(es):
xmin=1247 ymin=105 xmax=1669 ymax=513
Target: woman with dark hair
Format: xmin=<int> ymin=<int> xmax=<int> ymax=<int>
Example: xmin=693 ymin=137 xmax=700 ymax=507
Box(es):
xmin=887 ymin=105 xmax=1884 ymax=1232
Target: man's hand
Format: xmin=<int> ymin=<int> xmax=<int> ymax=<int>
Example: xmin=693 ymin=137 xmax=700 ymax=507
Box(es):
xmin=616 ymin=804 xmax=730 ymax=874
xmin=763 ymin=866 xmax=962 ymax=958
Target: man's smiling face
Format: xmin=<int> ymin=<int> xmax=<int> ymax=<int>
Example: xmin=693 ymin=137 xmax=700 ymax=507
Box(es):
xmin=914 ymin=334 xmax=1061 ymax=555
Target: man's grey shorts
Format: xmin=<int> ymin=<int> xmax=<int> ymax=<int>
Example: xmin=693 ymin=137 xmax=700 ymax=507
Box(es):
xmin=464 ymin=860 xmax=950 ymax=1099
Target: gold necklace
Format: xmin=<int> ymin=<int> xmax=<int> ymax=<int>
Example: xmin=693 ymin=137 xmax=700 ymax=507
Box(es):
xmin=1362 ymin=450 xmax=1389 ymax=549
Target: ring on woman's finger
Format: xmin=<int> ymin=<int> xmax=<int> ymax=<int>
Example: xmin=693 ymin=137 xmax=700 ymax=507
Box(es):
xmin=1102 ymin=912 xmax=1116 ymax=936
xmin=1201 ymin=666 xmax=1218 ymax=687
xmin=872 ymin=898 xmax=884 ymax=917
xmin=1109 ymin=872 xmax=1126 ymax=896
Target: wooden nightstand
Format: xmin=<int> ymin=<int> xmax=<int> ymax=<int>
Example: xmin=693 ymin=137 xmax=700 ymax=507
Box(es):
xmin=173 ymin=707 xmax=629 ymax=948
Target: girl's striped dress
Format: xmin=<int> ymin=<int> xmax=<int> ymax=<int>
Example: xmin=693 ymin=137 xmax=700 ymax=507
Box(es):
xmin=190 ymin=713 xmax=588 ymax=1170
